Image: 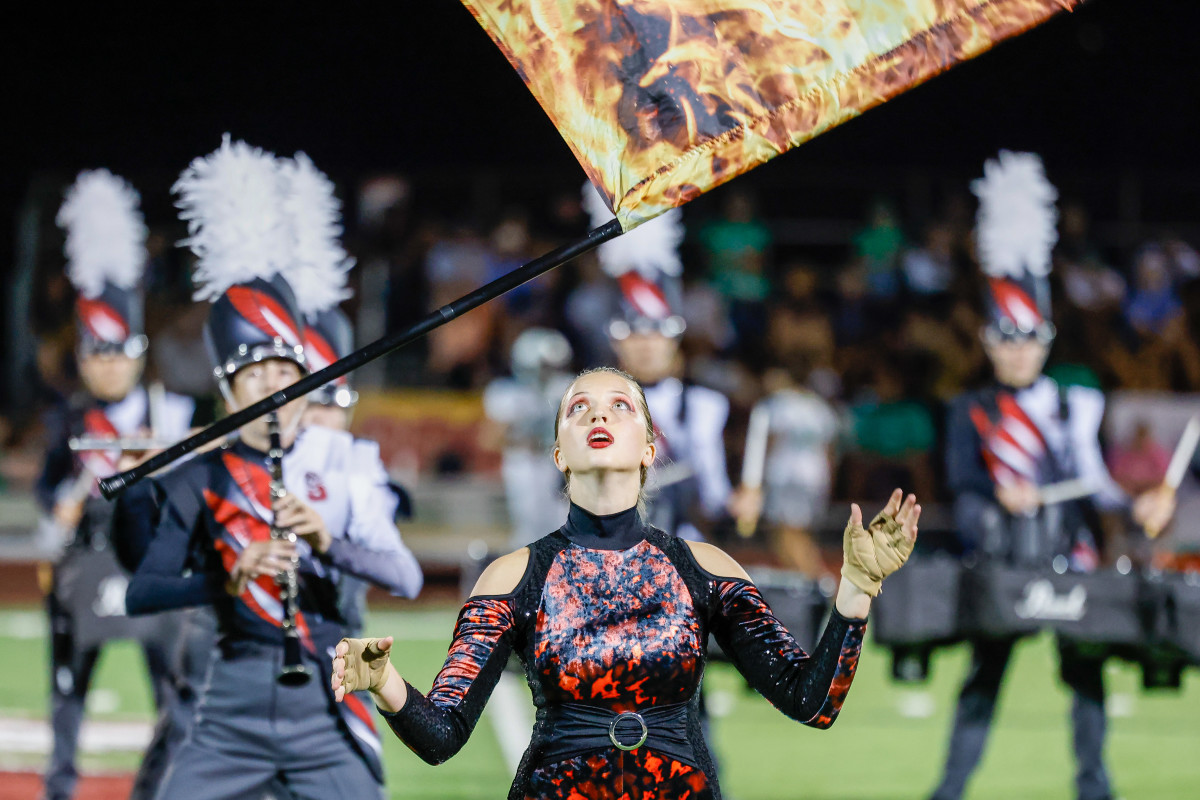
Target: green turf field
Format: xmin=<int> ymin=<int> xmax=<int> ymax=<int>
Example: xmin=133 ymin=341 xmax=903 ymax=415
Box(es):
xmin=2 ymin=605 xmax=1197 ymax=798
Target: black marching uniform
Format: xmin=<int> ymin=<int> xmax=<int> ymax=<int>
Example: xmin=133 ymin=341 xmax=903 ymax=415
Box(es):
xmin=931 ymin=152 xmax=1128 ymax=800
xmin=39 ymin=386 xmax=195 ymax=800
xmin=123 ymin=140 xmax=422 ymax=800
xmin=42 ymin=169 xmax=196 ymax=800
xmin=933 ymin=376 xmax=1126 ymax=800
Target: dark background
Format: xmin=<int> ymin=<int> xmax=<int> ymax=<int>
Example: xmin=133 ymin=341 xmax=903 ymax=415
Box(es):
xmin=10 ymin=1 xmax=1200 ymax=176
xmin=6 ymin=0 xmax=1199 ymax=312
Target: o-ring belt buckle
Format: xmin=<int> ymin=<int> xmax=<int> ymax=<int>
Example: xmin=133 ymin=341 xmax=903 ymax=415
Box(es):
xmin=608 ymin=710 xmax=648 ymax=751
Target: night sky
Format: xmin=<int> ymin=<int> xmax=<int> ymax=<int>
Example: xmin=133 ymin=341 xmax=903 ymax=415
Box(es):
xmin=7 ymin=0 xmax=1199 ymax=254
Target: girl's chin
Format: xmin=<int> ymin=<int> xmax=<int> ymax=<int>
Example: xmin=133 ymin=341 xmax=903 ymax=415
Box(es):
xmin=571 ymin=455 xmax=641 ymax=472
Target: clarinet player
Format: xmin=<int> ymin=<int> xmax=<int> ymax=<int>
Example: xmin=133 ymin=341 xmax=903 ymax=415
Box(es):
xmin=124 ymin=137 xmax=417 ymax=799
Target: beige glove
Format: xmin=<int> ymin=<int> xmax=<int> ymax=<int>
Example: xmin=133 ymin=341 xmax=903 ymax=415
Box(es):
xmin=338 ymin=637 xmax=392 ymax=693
xmin=841 ymin=510 xmax=915 ymax=597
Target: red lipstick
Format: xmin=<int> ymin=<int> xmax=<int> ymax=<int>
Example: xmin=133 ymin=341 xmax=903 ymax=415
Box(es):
xmin=588 ymin=427 xmax=613 ymax=448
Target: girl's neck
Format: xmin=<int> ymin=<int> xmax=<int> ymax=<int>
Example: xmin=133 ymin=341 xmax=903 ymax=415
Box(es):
xmin=567 ymin=469 xmax=641 ymax=516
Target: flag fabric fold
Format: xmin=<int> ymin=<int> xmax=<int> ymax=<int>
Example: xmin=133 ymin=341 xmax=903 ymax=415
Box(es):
xmin=460 ymin=0 xmax=1081 ymax=230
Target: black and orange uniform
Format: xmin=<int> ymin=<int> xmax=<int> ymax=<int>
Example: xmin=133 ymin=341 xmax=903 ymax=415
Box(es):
xmin=382 ymin=503 xmax=865 ymax=799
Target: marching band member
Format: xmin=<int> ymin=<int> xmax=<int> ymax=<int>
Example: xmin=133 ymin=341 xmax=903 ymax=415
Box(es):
xmin=40 ymin=170 xmax=195 ymax=800
xmin=335 ymin=365 xmax=920 ymax=799
xmin=482 ymin=326 xmax=574 ymax=547
xmin=583 ymin=184 xmax=754 ymax=543
xmin=754 ymin=365 xmax=840 ymax=580
xmin=298 ymin=305 xmax=422 ymax=635
xmin=928 ymin=153 xmax=1176 ymax=800
xmin=124 ymin=137 xmax=415 ymax=799
xmin=288 ymin=162 xmax=423 ymax=631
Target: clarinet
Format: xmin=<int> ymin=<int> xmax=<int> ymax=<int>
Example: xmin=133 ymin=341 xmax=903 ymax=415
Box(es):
xmin=268 ymin=412 xmax=312 ymax=686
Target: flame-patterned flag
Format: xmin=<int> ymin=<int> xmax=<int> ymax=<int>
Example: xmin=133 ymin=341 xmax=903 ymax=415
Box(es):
xmin=461 ymin=0 xmax=1081 ymax=230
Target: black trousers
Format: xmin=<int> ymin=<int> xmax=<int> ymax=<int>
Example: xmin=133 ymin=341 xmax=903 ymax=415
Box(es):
xmin=930 ymin=636 xmax=1110 ymax=800
xmin=43 ymin=599 xmax=173 ymax=800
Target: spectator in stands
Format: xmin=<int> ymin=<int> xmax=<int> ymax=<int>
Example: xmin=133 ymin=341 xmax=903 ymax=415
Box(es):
xmin=844 ymin=360 xmax=936 ymax=502
xmin=1174 ymin=277 xmax=1200 ymax=390
xmin=1162 ymin=236 xmax=1200 ymax=282
xmin=765 ymin=286 xmax=838 ymax=398
xmin=1124 ymin=243 xmax=1182 ymax=338
xmin=423 ymin=222 xmax=497 ymax=387
xmin=695 ymin=188 xmax=772 ymax=356
xmin=1055 ymin=203 xmax=1125 ymax=314
xmin=852 ymin=198 xmax=905 ymax=301
xmin=901 ymin=221 xmax=957 ymax=299
xmin=898 ymin=304 xmax=984 ymax=402
xmin=831 ymin=263 xmax=872 ymax=347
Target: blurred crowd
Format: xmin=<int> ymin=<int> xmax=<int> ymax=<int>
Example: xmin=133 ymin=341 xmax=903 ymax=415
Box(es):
xmin=4 ymin=174 xmax=1199 ymax=512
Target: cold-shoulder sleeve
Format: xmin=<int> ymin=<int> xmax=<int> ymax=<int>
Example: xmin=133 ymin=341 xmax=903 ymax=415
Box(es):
xmin=709 ymin=579 xmax=866 ymax=729
xmin=380 ymin=596 xmax=516 ymax=764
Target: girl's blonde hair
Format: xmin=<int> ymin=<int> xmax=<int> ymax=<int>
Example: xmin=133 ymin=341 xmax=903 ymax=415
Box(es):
xmin=553 ymin=366 xmax=656 ymax=516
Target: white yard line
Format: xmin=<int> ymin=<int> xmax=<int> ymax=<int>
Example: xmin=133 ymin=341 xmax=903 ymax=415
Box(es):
xmin=0 ymin=608 xmax=458 ymax=643
xmin=0 ymin=716 xmax=151 ymax=754
xmin=485 ymin=671 xmax=533 ymax=773
xmin=0 ymin=610 xmax=46 ymax=639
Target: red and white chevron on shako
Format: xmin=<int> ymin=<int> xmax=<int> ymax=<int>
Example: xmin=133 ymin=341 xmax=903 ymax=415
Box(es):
xmin=302 ymin=326 xmax=350 ymax=386
xmin=618 ymin=272 xmax=672 ymax=320
xmin=970 ymin=393 xmax=1047 ymax=488
xmin=76 ymin=297 xmax=129 ymax=343
xmin=227 ymin=286 xmax=302 ymax=346
xmin=989 ymin=278 xmax=1043 ymax=331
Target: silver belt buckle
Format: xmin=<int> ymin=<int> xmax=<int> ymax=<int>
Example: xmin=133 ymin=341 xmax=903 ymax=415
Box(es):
xmin=608 ymin=710 xmax=648 ymax=751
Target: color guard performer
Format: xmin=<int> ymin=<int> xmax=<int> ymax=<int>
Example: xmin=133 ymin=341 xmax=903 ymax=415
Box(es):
xmin=334 ymin=366 xmax=921 ymax=799
xmin=39 ymin=170 xmax=196 ymax=800
xmin=928 ymin=152 xmax=1176 ymax=800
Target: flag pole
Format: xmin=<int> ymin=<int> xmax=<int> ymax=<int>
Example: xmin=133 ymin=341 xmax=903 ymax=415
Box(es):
xmin=99 ymin=220 xmax=623 ymax=499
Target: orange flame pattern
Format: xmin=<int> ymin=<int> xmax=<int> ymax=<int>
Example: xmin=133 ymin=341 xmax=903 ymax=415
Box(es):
xmin=460 ymin=0 xmax=1081 ymax=230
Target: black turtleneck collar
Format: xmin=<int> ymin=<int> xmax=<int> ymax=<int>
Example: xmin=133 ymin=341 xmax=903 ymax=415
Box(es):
xmin=561 ymin=502 xmax=649 ymax=551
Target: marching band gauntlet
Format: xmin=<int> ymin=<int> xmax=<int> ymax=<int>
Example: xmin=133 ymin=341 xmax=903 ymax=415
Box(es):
xmin=841 ymin=512 xmax=914 ymax=597
xmin=339 ymin=637 xmax=391 ymax=693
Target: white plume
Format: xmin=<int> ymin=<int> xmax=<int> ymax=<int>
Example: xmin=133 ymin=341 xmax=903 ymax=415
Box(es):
xmin=279 ymin=153 xmax=354 ymax=317
xmin=582 ymin=182 xmax=683 ymax=278
xmin=971 ymin=150 xmax=1058 ymax=278
xmin=174 ymin=134 xmax=291 ymax=302
xmin=57 ymin=169 xmax=147 ymax=299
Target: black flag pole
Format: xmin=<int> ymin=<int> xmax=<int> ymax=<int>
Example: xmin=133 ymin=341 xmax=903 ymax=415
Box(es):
xmin=99 ymin=220 xmax=622 ymax=499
